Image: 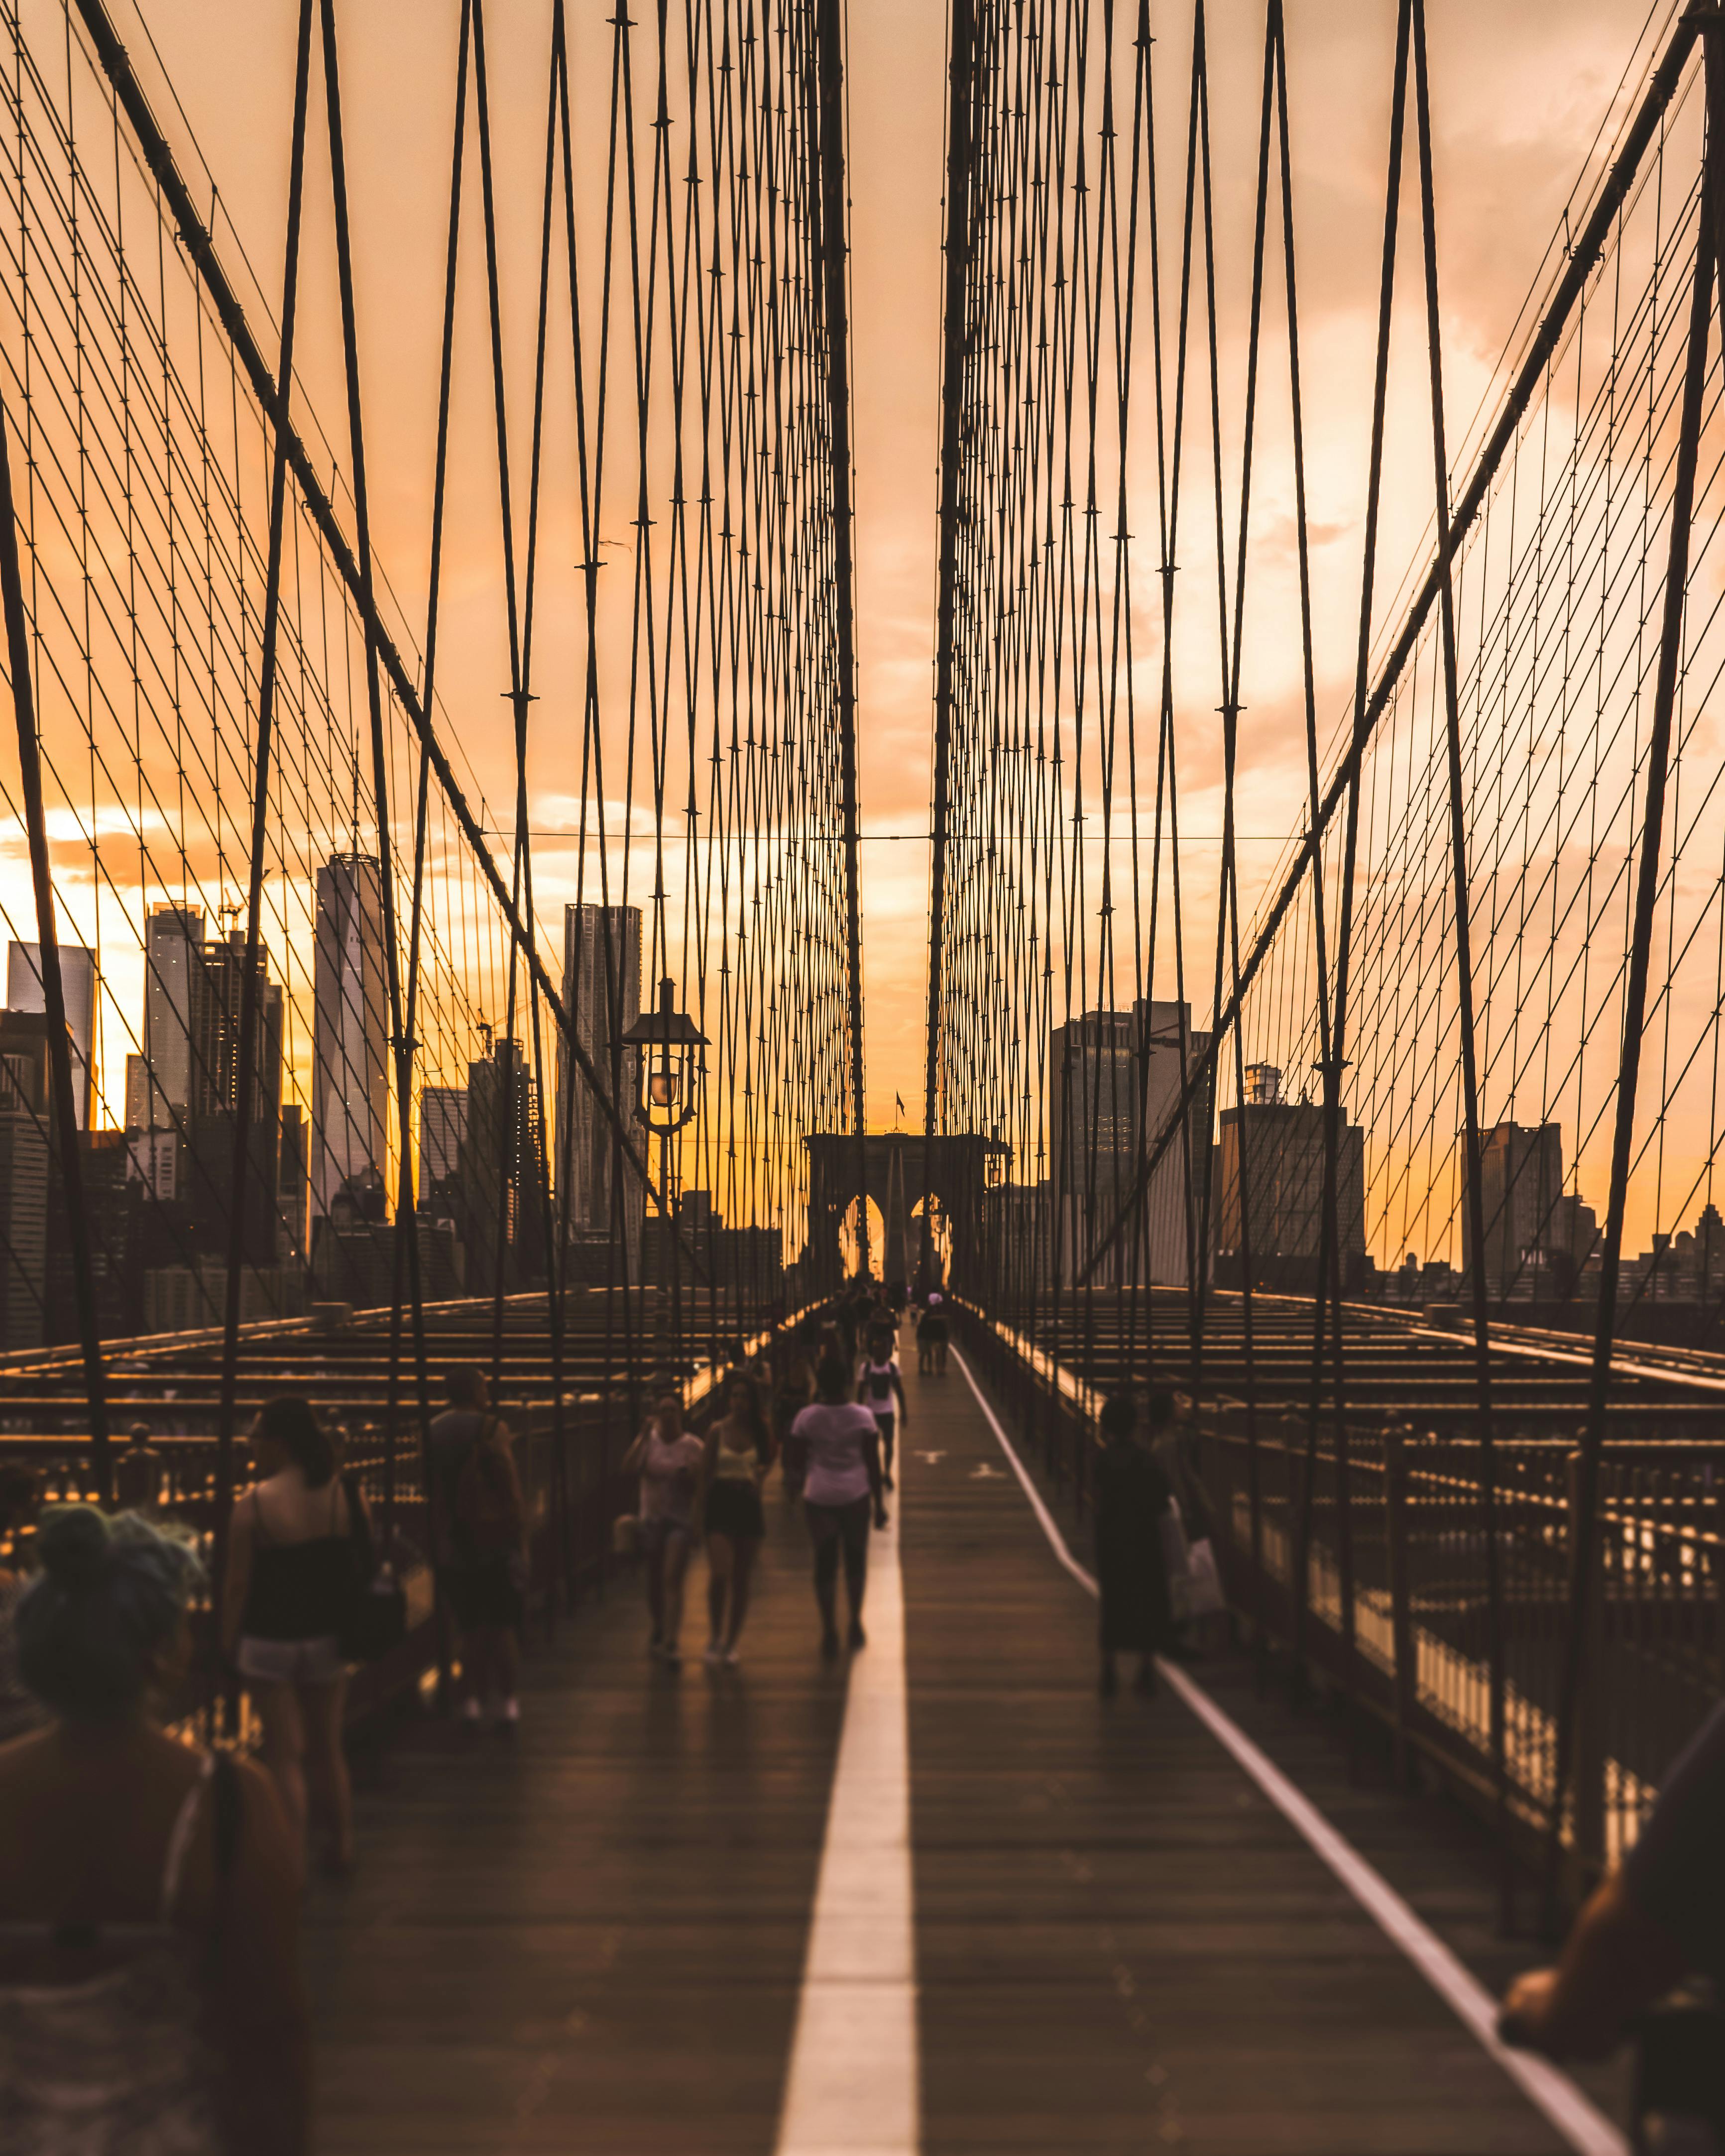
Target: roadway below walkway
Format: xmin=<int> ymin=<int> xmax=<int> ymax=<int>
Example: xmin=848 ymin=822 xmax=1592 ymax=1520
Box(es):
xmin=304 ymin=1322 xmax=1633 ymax=2154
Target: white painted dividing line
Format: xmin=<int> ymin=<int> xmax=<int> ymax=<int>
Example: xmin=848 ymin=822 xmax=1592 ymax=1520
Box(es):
xmin=775 ymin=1485 xmax=920 ymax=2156
xmin=948 ymin=1343 xmax=1630 ymax=2156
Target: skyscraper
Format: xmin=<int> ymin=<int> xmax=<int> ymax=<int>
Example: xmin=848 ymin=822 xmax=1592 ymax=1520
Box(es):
xmin=1136 ymin=1001 xmax=1215 ymax=1286
xmin=129 ymin=911 xmax=280 ymax=1245
xmin=0 ymin=1107 xmax=47 ymax=1352
xmin=124 ymin=1052 xmax=176 ymax=1200
xmin=313 ymin=855 xmax=390 ymax=1228
xmin=1048 ymin=1002 xmax=1214 ymax=1287
xmin=1050 ymin=1010 xmax=1136 ymax=1287
xmin=558 ymin=903 xmax=642 ymax=1250
xmin=7 ymin=940 xmax=96 ymax=1128
xmin=462 ymin=1037 xmax=547 ymax=1295
xmin=141 ymin=905 xmax=203 ymax=1129
xmin=1216 ymin=1064 xmax=1367 ymax=1293
xmin=418 ymin=1084 xmax=466 ymax=1219
xmin=1464 ymin=1122 xmax=1576 ymax=1294
xmin=173 ymin=929 xmax=285 ymax=1266
xmin=278 ymin=1103 xmax=309 ymax=1266
xmin=0 ymin=1012 xmax=50 ymax=1349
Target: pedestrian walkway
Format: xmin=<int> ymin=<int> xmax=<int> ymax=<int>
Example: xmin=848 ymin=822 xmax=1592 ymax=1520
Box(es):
xmin=304 ymin=1325 xmax=1632 ymax=2153
xmin=303 ymin=1473 xmax=848 ymax=2154
xmin=904 ymin=1345 xmax=1616 ymax=2156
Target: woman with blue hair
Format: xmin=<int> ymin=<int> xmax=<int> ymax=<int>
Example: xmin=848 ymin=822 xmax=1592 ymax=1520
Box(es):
xmin=0 ymin=1504 xmax=307 ymax=2153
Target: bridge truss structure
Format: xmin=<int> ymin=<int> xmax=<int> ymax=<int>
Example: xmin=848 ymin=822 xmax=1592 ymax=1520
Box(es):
xmin=922 ymin=0 xmax=1725 ymax=1901
xmin=0 ymin=0 xmax=869 ymax=1694
xmin=0 ymin=0 xmax=1716 ymax=1910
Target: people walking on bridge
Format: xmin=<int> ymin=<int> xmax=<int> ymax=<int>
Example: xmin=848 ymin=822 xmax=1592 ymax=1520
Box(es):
xmin=775 ymin=1351 xmax=817 ymax=1504
xmin=699 ymin=1373 xmax=776 ymax=1666
xmin=429 ymin=1367 xmax=528 ymax=1732
xmin=221 ymin=1397 xmax=370 ymax=1875
xmin=857 ymin=1325 xmax=908 ymax=1491
xmin=114 ymin=1421 xmax=167 ymax=1514
xmin=1093 ymin=1392 xmax=1175 ymax=1699
xmin=793 ymin=1355 xmax=886 ymax=1659
xmin=0 ymin=1504 xmax=308 ymax=2154
xmin=625 ymin=1389 xmax=703 ymax=1670
xmin=916 ymin=1300 xmax=947 ymax=1375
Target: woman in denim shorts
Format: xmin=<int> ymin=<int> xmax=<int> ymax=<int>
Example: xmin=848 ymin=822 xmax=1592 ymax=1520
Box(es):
xmin=221 ymin=1397 xmax=369 ymax=1878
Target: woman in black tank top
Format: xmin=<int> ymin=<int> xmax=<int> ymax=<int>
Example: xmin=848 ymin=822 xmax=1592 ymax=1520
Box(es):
xmin=242 ymin=1487 xmax=352 ymax=1643
xmin=220 ymin=1399 xmax=369 ymax=1881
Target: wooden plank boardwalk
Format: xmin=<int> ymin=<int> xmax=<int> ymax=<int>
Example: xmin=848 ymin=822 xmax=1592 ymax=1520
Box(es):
xmin=303 ymin=1478 xmax=847 ymax=2153
xmin=302 ymin=1328 xmax=1632 ymax=2153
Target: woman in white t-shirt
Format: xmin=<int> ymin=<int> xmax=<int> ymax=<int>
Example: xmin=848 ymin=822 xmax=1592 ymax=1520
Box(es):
xmin=624 ymin=1392 xmax=704 ymax=1670
xmin=791 ymin=1357 xmax=886 ymax=1659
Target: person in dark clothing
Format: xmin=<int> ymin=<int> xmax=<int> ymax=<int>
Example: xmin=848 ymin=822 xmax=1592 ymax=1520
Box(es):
xmin=220 ymin=1397 xmax=370 ymax=1877
xmin=113 ymin=1421 xmax=167 ymax=1513
xmin=1500 ymin=1697 xmax=1725 ymax=2059
xmin=1092 ymin=1391 xmax=1174 ymax=1699
xmin=428 ymin=1367 xmax=527 ymax=1729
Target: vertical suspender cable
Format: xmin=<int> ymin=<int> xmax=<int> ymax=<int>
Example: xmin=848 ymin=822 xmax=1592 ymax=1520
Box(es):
xmin=214 ymin=0 xmax=314 ymax=1622
xmin=322 ymin=0 xmax=422 ymax=1553
xmin=1071 ymin=10 xmax=1705 ymax=1294
xmin=1409 ymin=0 xmax=1507 ymax=1917
xmin=1296 ymin=0 xmax=1409 ymax=1679
xmin=814 ymin=0 xmax=869 ymax=1281
xmin=924 ymin=0 xmax=976 ymax=1291
xmin=0 ymin=400 xmax=109 ymax=1495
xmin=1550 ymin=20 xmax=1722 ymax=1907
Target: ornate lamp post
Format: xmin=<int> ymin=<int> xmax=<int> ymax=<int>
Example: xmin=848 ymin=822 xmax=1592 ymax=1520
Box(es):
xmin=621 ymin=976 xmax=706 ymax=1374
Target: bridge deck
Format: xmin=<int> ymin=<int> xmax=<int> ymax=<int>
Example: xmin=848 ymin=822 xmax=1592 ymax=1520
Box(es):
xmin=303 ymin=1332 xmax=1629 ymax=2154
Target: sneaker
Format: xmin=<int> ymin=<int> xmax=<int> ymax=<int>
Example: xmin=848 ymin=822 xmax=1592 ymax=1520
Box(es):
xmin=460 ymin=1695 xmax=484 ymax=1723
xmin=847 ymin=1620 xmax=867 ymax=1651
xmin=722 ymin=1645 xmax=742 ymax=1667
xmin=495 ymin=1696 xmax=521 ymax=1733
xmin=702 ymin=1637 xmax=725 ymax=1665
xmin=654 ymin=1641 xmax=683 ymax=1671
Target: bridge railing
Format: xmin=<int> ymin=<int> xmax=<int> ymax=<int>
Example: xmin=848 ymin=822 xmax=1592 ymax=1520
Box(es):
xmin=1203 ymin=1416 xmax=1724 ymax=1886
xmin=0 ymin=1386 xmax=639 ymax=1740
xmin=954 ymin=1297 xmax=1725 ymax=1894
xmin=0 ymin=1297 xmax=823 ymax=1743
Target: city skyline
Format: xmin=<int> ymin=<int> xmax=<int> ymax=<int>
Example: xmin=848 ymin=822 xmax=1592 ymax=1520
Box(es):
xmin=0 ymin=0 xmax=1711 ymax=1341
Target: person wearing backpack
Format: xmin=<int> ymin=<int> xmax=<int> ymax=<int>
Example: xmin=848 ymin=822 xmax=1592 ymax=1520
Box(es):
xmin=429 ymin=1366 xmax=528 ymax=1731
xmin=0 ymin=1504 xmax=307 ymax=2154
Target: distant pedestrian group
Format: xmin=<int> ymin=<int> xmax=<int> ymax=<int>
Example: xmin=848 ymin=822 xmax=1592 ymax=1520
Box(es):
xmin=622 ymin=1310 xmax=906 ymax=1669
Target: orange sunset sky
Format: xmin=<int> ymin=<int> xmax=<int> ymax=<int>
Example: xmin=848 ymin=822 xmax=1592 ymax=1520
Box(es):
xmin=101 ymin=0 xmax=1673 ymax=1135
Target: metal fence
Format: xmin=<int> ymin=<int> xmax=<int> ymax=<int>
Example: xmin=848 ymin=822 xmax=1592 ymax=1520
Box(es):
xmin=1193 ymin=1413 xmax=1723 ymax=1874
xmin=952 ymin=1298 xmax=1725 ymax=1891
